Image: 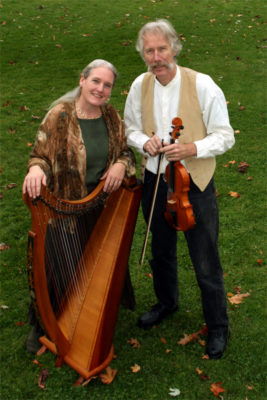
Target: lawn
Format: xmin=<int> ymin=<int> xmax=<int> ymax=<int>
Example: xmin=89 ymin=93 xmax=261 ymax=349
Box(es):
xmin=0 ymin=0 xmax=266 ymax=399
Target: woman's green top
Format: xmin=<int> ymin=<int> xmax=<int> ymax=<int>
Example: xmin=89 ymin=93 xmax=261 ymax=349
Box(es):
xmin=78 ymin=116 xmax=109 ymax=193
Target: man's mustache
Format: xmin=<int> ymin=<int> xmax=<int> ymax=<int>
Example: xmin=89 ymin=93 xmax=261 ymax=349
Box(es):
xmin=148 ymin=62 xmax=174 ymax=72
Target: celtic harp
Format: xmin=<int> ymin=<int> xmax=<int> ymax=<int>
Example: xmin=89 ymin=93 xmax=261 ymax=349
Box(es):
xmin=23 ymin=178 xmax=142 ymax=380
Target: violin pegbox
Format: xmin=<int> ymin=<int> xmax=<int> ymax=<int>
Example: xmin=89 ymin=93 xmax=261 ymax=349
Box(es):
xmin=170 ymin=117 xmax=184 ymax=143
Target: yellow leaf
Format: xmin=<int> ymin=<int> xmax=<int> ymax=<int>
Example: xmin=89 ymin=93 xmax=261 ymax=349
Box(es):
xmin=196 ymin=367 xmax=203 ymax=375
xmin=210 ymin=382 xmax=226 ymax=397
xmin=99 ymin=366 xmax=118 ymax=384
xmin=128 ymin=338 xmax=141 ymax=348
xmin=228 ymin=292 xmax=250 ymax=305
xmin=131 ymin=363 xmax=141 ymax=373
xmin=228 ymin=191 xmax=240 ymax=198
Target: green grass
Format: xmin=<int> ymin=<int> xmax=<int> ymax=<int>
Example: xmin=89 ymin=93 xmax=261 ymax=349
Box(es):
xmin=1 ymin=0 xmax=266 ymax=399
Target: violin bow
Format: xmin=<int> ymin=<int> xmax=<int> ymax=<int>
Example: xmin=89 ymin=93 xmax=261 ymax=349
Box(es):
xmin=139 ymin=147 xmax=164 ymax=269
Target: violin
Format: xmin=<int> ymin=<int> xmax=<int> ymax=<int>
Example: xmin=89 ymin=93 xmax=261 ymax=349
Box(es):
xmin=164 ymin=117 xmax=195 ymax=231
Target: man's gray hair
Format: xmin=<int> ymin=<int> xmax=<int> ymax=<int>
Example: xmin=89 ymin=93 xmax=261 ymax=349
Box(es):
xmin=136 ymin=19 xmax=182 ymax=60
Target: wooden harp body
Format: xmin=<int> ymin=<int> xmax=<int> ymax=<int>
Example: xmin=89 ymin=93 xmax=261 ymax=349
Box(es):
xmin=23 ymin=179 xmax=142 ymax=379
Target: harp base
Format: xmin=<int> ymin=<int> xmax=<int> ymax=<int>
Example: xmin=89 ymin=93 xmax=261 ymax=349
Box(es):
xmin=39 ymin=335 xmax=114 ymax=380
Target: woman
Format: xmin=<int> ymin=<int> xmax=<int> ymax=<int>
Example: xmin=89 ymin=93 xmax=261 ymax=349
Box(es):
xmin=23 ymin=59 xmax=136 ymax=353
xmin=23 ymin=59 xmax=135 ymax=199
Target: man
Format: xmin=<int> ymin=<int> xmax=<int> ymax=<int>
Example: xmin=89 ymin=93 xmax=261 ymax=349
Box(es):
xmin=124 ymin=19 xmax=235 ymax=359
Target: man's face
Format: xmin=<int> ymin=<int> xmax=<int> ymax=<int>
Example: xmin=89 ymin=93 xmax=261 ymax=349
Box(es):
xmin=143 ymin=32 xmax=176 ymax=84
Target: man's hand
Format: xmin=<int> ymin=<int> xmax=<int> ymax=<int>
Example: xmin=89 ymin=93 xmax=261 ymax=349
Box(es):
xmin=143 ymin=135 xmax=163 ymax=156
xmin=160 ymin=142 xmax=197 ymax=161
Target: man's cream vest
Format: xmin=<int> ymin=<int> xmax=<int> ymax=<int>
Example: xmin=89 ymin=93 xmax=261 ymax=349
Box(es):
xmin=141 ymin=66 xmax=216 ymax=192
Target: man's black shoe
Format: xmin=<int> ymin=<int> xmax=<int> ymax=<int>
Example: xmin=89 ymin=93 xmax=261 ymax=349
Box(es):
xmin=206 ymin=328 xmax=230 ymax=359
xmin=137 ymin=303 xmax=177 ymax=329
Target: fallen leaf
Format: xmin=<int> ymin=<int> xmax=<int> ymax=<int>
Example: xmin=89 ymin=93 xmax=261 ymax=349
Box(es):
xmin=15 ymin=321 xmax=25 ymax=326
xmin=196 ymin=367 xmax=210 ymax=380
xmin=200 ymin=374 xmax=210 ymax=380
xmin=130 ymin=363 xmax=141 ymax=373
xmin=246 ymin=383 xmax=254 ymax=390
xmin=198 ymin=324 xmax=208 ymax=336
xmin=178 ymin=332 xmax=199 ymax=345
xmin=99 ymin=366 xmax=118 ymax=384
xmin=238 ymin=161 xmax=249 ymax=173
xmin=257 ymin=259 xmax=263 ymax=266
xmin=210 ymin=382 xmax=226 ymax=397
xmin=1 ymin=305 xmax=8 ymax=309
xmin=228 ymin=191 xmax=240 ymax=198
xmin=128 ymin=338 xmax=141 ymax=348
xmin=228 ymin=292 xmax=250 ymax=305
xmin=160 ymin=337 xmax=167 ymax=344
xmin=7 ymin=183 xmax=17 ymax=189
xmin=0 ymin=243 xmax=10 ymax=251
xmin=166 ymin=348 xmax=172 ymax=354
xmin=37 ymin=368 xmax=49 ymax=390
xmin=234 ymin=286 xmax=242 ymax=293
xmin=32 ymin=359 xmax=42 ymax=366
xmin=169 ymin=387 xmax=181 ymax=397
xmin=19 ymin=105 xmax=29 ymax=111
xmin=178 ymin=325 xmax=208 ymax=346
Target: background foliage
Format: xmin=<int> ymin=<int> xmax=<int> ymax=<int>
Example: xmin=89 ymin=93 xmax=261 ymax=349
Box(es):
xmin=0 ymin=0 xmax=266 ymax=399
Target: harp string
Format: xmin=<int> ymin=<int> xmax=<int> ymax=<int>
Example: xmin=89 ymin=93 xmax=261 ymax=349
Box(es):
xmin=36 ymin=191 xmax=104 ymax=340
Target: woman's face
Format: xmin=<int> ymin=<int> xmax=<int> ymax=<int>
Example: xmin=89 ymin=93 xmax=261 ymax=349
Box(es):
xmin=79 ymin=66 xmax=114 ymax=107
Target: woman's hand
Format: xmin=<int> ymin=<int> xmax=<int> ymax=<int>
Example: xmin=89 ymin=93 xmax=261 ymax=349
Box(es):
xmin=101 ymin=162 xmax=126 ymax=193
xmin=22 ymin=165 xmax=47 ymax=198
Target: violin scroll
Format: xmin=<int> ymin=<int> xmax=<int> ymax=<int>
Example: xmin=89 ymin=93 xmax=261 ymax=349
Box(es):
xmin=170 ymin=118 xmax=184 ymax=142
